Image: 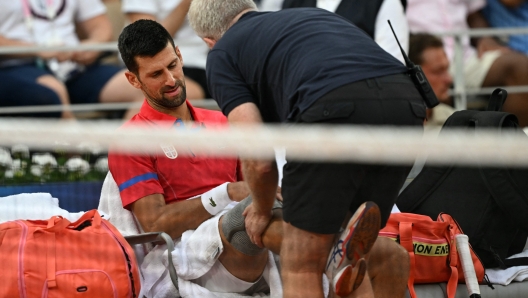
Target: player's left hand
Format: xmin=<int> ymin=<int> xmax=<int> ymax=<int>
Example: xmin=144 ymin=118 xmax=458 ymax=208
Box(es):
xmin=243 ymin=202 xmax=272 ymax=248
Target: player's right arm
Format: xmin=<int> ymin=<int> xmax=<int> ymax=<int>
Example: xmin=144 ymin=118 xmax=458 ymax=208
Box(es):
xmin=128 ymin=181 xmax=250 ymax=240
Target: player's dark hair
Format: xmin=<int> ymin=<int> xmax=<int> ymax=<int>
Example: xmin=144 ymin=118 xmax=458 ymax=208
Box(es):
xmin=118 ymin=19 xmax=176 ymax=74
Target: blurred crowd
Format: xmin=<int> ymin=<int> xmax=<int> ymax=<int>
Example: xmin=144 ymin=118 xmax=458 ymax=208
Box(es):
xmin=1 ymin=0 xmax=528 ymax=126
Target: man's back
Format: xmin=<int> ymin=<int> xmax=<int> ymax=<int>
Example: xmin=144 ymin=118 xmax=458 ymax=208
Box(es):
xmin=207 ymin=8 xmax=406 ymax=122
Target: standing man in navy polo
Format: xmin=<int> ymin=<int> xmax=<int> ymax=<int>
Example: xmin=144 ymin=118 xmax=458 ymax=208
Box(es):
xmin=189 ymin=2 xmax=424 ymax=297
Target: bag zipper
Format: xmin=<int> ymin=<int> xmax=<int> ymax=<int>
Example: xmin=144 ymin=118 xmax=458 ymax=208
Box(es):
xmin=101 ymin=222 xmax=137 ymax=298
xmin=438 ymin=213 xmax=487 ymax=273
xmin=15 ymin=221 xmax=28 ymax=298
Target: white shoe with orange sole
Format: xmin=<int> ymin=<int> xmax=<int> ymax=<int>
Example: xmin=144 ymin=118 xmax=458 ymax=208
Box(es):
xmin=325 ymin=201 xmax=381 ymax=297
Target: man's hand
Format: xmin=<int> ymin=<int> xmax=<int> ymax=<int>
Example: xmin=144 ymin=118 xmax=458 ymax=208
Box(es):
xmin=71 ymin=50 xmax=100 ymax=66
xmin=243 ymin=202 xmax=272 ymax=248
xmin=38 ymin=50 xmax=73 ymax=62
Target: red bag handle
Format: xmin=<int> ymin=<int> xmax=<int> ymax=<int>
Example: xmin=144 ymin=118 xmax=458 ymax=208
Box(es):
xmin=399 ymin=222 xmax=417 ymax=298
xmin=69 ymin=209 xmax=102 ymax=229
xmin=446 ymin=224 xmax=459 ymax=298
xmin=39 ymin=216 xmax=71 ymax=289
xmin=398 ymin=220 xmax=460 ymax=298
xmin=38 ymin=210 xmax=102 ymax=289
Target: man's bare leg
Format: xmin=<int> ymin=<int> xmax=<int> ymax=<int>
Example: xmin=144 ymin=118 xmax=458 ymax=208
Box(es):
xmin=346 ymin=237 xmax=410 ymax=298
xmin=217 ymin=199 xmax=409 ymax=298
xmin=368 ymin=237 xmax=410 ymax=298
xmin=282 ymin=222 xmax=335 ymax=298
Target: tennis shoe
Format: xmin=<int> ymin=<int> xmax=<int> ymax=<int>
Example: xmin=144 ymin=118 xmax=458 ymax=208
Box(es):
xmin=325 ymin=201 xmax=381 ymax=296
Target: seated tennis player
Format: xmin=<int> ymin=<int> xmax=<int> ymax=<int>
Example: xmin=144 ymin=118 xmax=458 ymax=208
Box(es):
xmin=109 ymin=18 xmax=410 ymax=298
xmin=109 ymin=19 xmax=284 ymax=296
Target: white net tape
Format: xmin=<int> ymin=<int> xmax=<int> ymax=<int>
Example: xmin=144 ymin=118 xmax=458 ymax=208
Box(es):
xmin=0 ymin=118 xmax=527 ymax=167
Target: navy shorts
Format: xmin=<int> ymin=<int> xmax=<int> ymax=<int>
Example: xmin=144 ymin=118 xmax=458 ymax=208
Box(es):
xmin=281 ymin=73 xmax=426 ymax=234
xmin=66 ymin=63 xmax=122 ymax=104
xmin=0 ymin=68 xmax=62 ymax=117
xmin=0 ymin=62 xmax=122 ymax=104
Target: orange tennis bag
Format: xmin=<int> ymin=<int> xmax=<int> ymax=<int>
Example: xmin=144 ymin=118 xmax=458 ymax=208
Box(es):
xmin=0 ymin=209 xmax=140 ymax=297
xmin=379 ymin=212 xmax=485 ymax=298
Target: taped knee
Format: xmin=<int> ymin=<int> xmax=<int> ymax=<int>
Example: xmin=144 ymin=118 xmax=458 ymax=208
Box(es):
xmin=221 ymin=195 xmax=282 ymax=256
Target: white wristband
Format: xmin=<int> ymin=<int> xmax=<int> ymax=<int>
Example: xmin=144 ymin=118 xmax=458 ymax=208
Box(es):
xmin=201 ymin=182 xmax=232 ymax=215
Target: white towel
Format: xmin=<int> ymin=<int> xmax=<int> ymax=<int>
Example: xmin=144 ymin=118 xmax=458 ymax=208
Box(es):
xmin=98 ymin=172 xmax=142 ymax=237
xmin=0 ymin=192 xmax=85 ymax=223
xmin=486 ymin=249 xmax=528 ymax=285
xmin=98 ymin=171 xmax=154 ymax=298
xmin=141 ymin=211 xmax=284 ymax=298
xmin=98 ymin=172 xmax=151 ymax=258
xmin=141 ymin=243 xmax=180 ymax=298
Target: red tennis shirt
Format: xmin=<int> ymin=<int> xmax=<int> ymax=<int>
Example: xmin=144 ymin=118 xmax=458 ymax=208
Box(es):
xmin=108 ymin=100 xmax=242 ymax=209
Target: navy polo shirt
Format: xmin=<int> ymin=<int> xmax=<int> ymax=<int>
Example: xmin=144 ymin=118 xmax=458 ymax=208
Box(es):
xmin=206 ymin=8 xmax=407 ymax=123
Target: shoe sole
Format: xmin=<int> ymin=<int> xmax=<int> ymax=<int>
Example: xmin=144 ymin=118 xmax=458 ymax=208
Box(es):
xmin=333 ymin=202 xmax=381 ymax=296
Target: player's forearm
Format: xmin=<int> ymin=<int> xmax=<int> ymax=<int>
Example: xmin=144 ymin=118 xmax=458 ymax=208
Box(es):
xmin=143 ymin=198 xmax=213 ymax=239
xmin=242 ymin=159 xmax=278 ymax=212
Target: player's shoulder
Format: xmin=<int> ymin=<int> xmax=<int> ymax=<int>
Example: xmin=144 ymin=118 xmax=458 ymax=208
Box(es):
xmin=194 ymin=107 xmax=228 ymax=124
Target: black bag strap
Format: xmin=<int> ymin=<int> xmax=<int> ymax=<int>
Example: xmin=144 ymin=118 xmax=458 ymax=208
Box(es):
xmin=397 ymin=110 xmax=481 ymax=212
xmin=399 ymin=109 xmax=518 ymax=211
xmin=486 ymin=88 xmax=508 ymax=112
xmin=397 ymin=166 xmax=454 ymax=212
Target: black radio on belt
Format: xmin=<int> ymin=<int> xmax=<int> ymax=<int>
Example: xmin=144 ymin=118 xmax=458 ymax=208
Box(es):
xmin=388 ymin=20 xmax=439 ymax=109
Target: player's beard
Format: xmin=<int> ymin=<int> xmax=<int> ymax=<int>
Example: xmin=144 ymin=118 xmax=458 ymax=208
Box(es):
xmin=145 ymin=79 xmax=187 ymax=109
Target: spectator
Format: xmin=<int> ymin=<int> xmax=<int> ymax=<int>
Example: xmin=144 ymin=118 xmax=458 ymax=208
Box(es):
xmin=0 ymin=0 xmax=144 ymax=119
xmin=409 ymin=33 xmax=455 ymax=127
xmin=483 ymin=0 xmax=528 ymax=55
xmin=406 ymin=0 xmax=528 ymax=127
xmin=282 ymin=0 xmax=409 ymax=63
xmin=122 ymin=0 xmax=211 ymax=100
